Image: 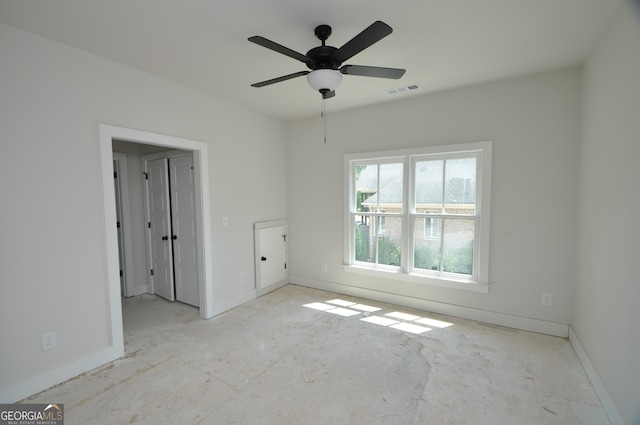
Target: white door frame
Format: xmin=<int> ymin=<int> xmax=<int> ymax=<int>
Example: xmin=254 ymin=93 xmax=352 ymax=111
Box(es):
xmin=99 ymin=124 xmax=214 ymax=358
xmin=112 ymin=152 xmax=136 ymax=298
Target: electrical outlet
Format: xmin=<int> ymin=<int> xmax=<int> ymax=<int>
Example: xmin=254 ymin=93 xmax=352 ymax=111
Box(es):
xmin=239 ymin=272 xmax=244 ymax=282
xmin=541 ymin=293 xmax=553 ymax=306
xmin=42 ymin=331 xmax=56 ymax=350
xmin=321 ymin=264 xmax=328 ymax=272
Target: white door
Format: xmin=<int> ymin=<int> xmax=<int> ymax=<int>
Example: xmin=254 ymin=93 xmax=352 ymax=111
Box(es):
xmin=170 ymin=156 xmax=199 ymax=307
xmin=255 ymin=221 xmax=288 ymax=295
xmin=147 ymin=158 xmax=175 ymax=302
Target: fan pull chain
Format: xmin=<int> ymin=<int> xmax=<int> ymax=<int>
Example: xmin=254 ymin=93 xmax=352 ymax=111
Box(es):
xmin=322 ymin=98 xmax=327 ymax=143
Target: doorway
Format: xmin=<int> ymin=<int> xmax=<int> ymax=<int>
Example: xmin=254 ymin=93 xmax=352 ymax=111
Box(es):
xmin=99 ymin=124 xmax=214 ymax=361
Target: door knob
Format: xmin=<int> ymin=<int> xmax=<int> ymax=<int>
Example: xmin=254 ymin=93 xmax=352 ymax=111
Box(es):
xmin=261 ymin=256 xmax=267 ymax=261
xmin=172 ymin=235 xmax=178 ymax=240
xmin=162 ymin=236 xmax=168 ymax=240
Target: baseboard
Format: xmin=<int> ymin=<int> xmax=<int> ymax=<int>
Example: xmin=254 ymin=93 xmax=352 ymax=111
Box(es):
xmin=0 ymin=345 xmax=123 ymax=404
xmin=212 ymin=289 xmax=257 ymax=317
xmin=290 ymin=275 xmax=569 ymax=337
xmin=257 ymin=279 xmax=288 ymax=297
xmin=568 ymin=327 xmax=625 ymax=425
xmin=131 ymin=284 xmax=148 ymax=297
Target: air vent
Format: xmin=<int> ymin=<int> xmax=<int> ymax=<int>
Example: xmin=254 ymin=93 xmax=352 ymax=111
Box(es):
xmin=385 ymin=83 xmax=421 ymax=96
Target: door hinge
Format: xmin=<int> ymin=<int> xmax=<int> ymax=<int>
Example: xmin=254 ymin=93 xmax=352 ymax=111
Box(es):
xmin=120 ymin=270 xmax=124 ymax=277
xmin=117 ymin=221 xmax=121 ymax=228
xmin=114 ymin=171 xmax=118 ymax=179
xmin=150 ymin=269 xmax=154 ymax=276
xmin=148 ymin=222 xmax=151 ymax=229
xmin=284 ymin=263 xmax=287 ymax=269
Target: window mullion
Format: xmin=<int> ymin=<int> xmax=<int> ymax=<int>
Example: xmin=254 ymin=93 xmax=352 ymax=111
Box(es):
xmin=403 ymin=157 xmax=412 ymax=273
xmin=438 ymin=217 xmax=445 ymax=272
xmin=439 ymin=160 xmax=446 ymax=272
xmin=375 ymin=164 xmax=380 ymax=266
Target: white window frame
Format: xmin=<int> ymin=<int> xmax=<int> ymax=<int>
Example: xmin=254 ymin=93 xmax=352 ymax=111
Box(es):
xmin=344 ymin=141 xmax=492 ymax=293
xmin=424 ymin=216 xmax=439 ymax=240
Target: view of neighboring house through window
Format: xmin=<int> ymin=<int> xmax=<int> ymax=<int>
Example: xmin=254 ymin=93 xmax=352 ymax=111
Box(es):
xmin=345 ymin=142 xmax=492 ymax=289
xmin=354 ymin=162 xmax=403 ymax=267
xmin=412 ymin=156 xmax=476 ymax=275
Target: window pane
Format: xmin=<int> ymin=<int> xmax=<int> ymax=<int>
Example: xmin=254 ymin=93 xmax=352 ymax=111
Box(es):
xmin=354 ymin=216 xmax=372 ymax=262
xmin=379 ymin=163 xmax=404 ymax=212
xmin=444 ymin=158 xmax=476 ymax=214
xmin=442 ymin=218 xmax=475 ymax=275
xmin=415 ymin=160 xmax=443 ymax=213
xmin=355 ymin=165 xmax=371 ymax=212
xmin=377 ymin=216 xmax=402 ymax=266
xmin=354 ymin=215 xmax=402 ymax=266
xmin=414 ymin=217 xmax=441 ymax=271
xmin=355 ymin=163 xmax=403 ymax=213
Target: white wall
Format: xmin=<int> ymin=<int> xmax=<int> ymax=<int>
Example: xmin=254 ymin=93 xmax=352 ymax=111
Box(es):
xmin=0 ymin=23 xmax=287 ymax=401
xmin=574 ymin=3 xmax=640 ymax=424
xmin=287 ymin=68 xmax=581 ymax=334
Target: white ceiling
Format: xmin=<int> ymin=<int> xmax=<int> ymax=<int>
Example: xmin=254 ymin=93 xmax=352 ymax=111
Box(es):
xmin=0 ymin=0 xmax=622 ymax=121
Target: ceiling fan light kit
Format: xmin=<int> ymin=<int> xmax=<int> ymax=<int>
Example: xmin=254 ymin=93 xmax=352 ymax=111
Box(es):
xmin=249 ymin=21 xmax=405 ymax=99
xmin=306 ymin=69 xmax=342 ymax=94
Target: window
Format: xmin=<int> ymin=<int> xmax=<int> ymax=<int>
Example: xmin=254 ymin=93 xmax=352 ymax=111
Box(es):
xmin=344 ymin=142 xmax=492 ymax=291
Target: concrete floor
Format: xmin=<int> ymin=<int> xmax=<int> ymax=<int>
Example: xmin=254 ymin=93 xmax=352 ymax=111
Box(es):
xmin=25 ymin=284 xmax=609 ymax=424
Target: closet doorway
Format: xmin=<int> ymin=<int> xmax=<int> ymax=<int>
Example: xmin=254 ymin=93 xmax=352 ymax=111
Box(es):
xmin=144 ymin=152 xmax=199 ymax=307
xmin=100 ymin=124 xmax=214 ymax=363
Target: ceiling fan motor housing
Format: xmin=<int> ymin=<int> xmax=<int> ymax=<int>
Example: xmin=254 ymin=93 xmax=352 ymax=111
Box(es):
xmin=306 ymin=25 xmax=342 ymax=70
xmin=306 ymin=45 xmax=341 ymax=69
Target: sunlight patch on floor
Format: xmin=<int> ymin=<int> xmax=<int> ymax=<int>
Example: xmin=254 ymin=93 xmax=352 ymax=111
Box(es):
xmin=303 ymin=299 xmax=453 ymax=335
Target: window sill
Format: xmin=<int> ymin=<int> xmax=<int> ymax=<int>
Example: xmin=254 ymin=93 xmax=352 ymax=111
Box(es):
xmin=343 ymin=265 xmax=489 ymax=293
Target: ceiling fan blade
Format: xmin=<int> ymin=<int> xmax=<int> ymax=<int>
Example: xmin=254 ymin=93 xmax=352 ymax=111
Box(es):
xmin=248 ymin=36 xmax=309 ymax=63
xmin=334 ymin=21 xmax=393 ymax=63
xmin=340 ymin=65 xmax=405 ymax=79
xmin=251 ymin=71 xmax=310 ymax=88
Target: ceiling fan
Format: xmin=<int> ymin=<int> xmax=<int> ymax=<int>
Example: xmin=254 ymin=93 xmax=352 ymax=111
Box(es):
xmin=248 ymin=21 xmax=406 ymax=99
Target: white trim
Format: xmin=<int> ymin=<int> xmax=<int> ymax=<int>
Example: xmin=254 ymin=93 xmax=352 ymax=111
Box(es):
xmin=344 ymin=265 xmax=490 ymax=293
xmin=99 ymin=124 xmax=214 ymax=319
xmin=254 ymin=218 xmax=289 ymax=230
xmin=140 ymin=156 xmax=156 ymax=296
xmin=290 ymin=275 xmax=568 ymax=337
xmin=0 ymin=346 xmax=121 ymax=403
xmin=99 ymin=126 xmax=125 ymax=360
xmin=112 ymin=153 xmax=136 ymax=298
xmin=130 ymin=284 xmax=149 ymax=297
xmin=568 ymin=327 xmax=624 ymax=425
xmin=343 ymin=141 xmax=494 ymax=163
xmin=141 ymin=149 xmax=192 ymax=161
